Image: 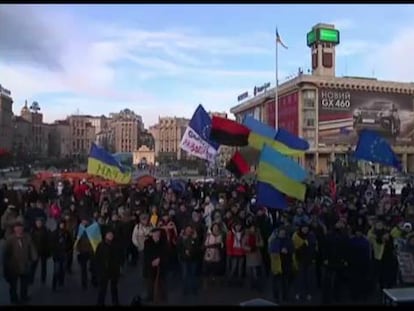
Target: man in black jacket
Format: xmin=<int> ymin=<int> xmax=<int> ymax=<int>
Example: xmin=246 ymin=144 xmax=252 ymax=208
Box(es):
xmin=143 ymin=228 xmax=168 ymax=303
xmin=95 ymin=229 xmax=121 ymax=306
xmin=30 ymin=218 xmax=50 ymax=284
xmin=321 ymin=221 xmax=350 ymax=304
xmin=50 ymin=220 xmax=73 ymax=291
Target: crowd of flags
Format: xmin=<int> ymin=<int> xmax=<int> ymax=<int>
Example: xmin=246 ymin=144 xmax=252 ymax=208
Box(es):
xmin=176 ymin=104 xmax=402 ymax=211
xmin=80 ymin=102 xmax=403 ymax=211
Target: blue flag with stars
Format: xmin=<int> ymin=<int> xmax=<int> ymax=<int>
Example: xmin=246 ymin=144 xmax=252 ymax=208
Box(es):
xmin=353 ymin=129 xmax=402 ymax=170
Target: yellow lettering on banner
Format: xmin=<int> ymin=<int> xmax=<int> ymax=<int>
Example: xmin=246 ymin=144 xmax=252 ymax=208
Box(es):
xmin=94 ymin=163 xmax=131 ymax=184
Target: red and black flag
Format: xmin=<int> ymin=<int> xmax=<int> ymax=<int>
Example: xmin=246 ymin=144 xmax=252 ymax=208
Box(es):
xmin=210 ymin=116 xmax=250 ymax=146
xmin=226 ymin=151 xmax=250 ymax=179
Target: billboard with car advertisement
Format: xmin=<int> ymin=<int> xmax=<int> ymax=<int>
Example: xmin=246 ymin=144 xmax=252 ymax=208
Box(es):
xmin=318 ymin=88 xmax=414 ymax=145
xmin=266 ymin=91 xmax=299 ymax=136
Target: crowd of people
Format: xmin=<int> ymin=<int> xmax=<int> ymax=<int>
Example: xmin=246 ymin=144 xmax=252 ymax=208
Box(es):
xmin=1 ymin=176 xmax=414 ymax=305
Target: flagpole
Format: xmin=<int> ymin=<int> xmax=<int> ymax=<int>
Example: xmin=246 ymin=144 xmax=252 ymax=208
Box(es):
xmin=275 ymin=27 xmax=279 ymax=130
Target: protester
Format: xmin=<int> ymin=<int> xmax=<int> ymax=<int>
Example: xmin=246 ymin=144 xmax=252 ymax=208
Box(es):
xmin=143 ymin=228 xmax=168 ymax=303
xmin=30 ymin=218 xmax=50 ymax=285
xmin=95 ymin=229 xmax=121 ymax=306
xmin=74 ymin=217 xmax=99 ymax=289
xmin=2 ymin=172 xmax=414 ymax=306
xmin=50 ymin=219 xmax=73 ymax=291
xmin=177 ymin=224 xmax=201 ymax=296
xmin=3 ymin=219 xmax=38 ymax=304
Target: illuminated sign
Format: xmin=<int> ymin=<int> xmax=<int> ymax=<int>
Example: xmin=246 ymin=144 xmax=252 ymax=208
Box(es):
xmin=237 ymin=91 xmax=249 ymax=101
xmin=319 ymin=28 xmax=339 ymax=43
xmin=254 ymin=82 xmax=271 ymax=96
xmin=307 ymin=30 xmax=316 ymax=46
xmin=307 ymin=28 xmax=340 ymax=47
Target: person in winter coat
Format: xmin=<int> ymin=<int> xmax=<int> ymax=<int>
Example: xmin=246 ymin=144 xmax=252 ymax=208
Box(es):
xmin=24 ymin=202 xmax=47 ymax=231
xmin=95 ymin=229 xmax=122 ymax=306
xmin=30 ymin=218 xmax=50 ymax=284
xmin=143 ymin=228 xmax=169 ymax=303
xmin=243 ymin=222 xmax=263 ymax=290
xmin=50 ymin=220 xmax=73 ymax=291
xmin=177 ymin=225 xmax=202 ymax=296
xmin=63 ymin=208 xmax=78 ymax=274
xmin=268 ymin=227 xmax=295 ymax=303
xmin=3 ymin=220 xmax=38 ymax=304
xmin=255 ymin=207 xmax=273 ymax=275
xmin=203 ymin=222 xmax=225 ymax=287
xmin=203 ymin=196 xmax=215 ymax=229
xmin=367 ymin=221 xmax=398 ymax=291
xmin=107 ymin=214 xmax=125 ymax=269
xmin=1 ymin=204 xmax=19 ymax=239
xmin=292 ymin=223 xmax=317 ymax=302
xmin=75 ymin=218 xmax=98 ymax=290
xmin=132 ymin=213 xmax=152 ymax=266
xmin=175 ymin=203 xmax=191 ymax=234
xmin=347 ymin=227 xmax=371 ymax=302
xmin=226 ymin=221 xmax=246 ymax=286
xmin=321 ymin=221 xmax=350 ymax=304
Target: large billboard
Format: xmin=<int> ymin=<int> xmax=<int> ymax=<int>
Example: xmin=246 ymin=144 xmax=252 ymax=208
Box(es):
xmin=266 ymin=91 xmax=299 ymax=136
xmin=318 ymin=88 xmax=414 ymax=145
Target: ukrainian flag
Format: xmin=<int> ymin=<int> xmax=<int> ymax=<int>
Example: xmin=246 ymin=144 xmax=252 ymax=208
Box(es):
xmin=243 ymin=116 xmax=309 ymax=156
xmin=87 ymin=143 xmax=132 ymax=184
xmin=74 ymin=221 xmax=102 ymax=253
xmin=257 ymin=145 xmax=307 ymax=201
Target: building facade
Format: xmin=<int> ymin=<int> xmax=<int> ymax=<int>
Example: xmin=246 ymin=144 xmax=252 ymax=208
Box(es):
xmin=111 ymin=109 xmax=143 ymax=153
xmin=133 ymin=145 xmax=155 ymax=166
xmin=151 ymin=117 xmax=189 ymax=160
xmin=67 ymin=115 xmax=96 ymax=158
xmin=0 ymin=84 xmax=13 ymax=152
xmin=49 ymin=120 xmax=71 ymax=158
xmin=20 ymin=101 xmax=50 ymax=158
xmin=230 ymin=23 xmax=414 ymax=174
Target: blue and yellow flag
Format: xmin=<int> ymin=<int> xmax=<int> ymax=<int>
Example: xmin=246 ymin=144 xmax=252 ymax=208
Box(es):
xmin=87 ymin=143 xmax=132 ymax=184
xmin=74 ymin=221 xmax=102 ymax=253
xmin=243 ymin=116 xmax=308 ymax=156
xmin=257 ymin=161 xmax=306 ymax=201
xmin=257 ymin=145 xmax=307 ymax=201
xmin=260 ymin=145 xmax=308 ymax=182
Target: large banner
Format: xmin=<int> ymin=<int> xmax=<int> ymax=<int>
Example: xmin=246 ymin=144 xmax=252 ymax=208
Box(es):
xmin=318 ymin=88 xmax=414 ymax=145
xmin=180 ymin=127 xmax=218 ymax=162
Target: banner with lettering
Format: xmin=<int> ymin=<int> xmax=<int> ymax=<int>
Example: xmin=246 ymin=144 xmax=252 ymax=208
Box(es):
xmin=180 ymin=104 xmax=220 ymax=162
xmin=180 ymin=127 xmax=218 ymax=162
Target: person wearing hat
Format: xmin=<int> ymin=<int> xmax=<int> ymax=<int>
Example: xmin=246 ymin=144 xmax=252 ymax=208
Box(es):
xmin=292 ymin=222 xmax=317 ymax=302
xmin=177 ymin=224 xmax=202 ymax=296
xmin=143 ymin=227 xmax=168 ymax=303
xmin=226 ymin=221 xmax=246 ymax=287
xmin=1 ymin=204 xmax=19 ymax=239
xmin=50 ymin=219 xmax=73 ymax=291
xmin=3 ymin=219 xmax=38 ymax=304
xmin=347 ymin=227 xmax=371 ymax=303
xmin=30 ymin=217 xmax=51 ymax=285
xmin=95 ymin=229 xmax=122 ymax=305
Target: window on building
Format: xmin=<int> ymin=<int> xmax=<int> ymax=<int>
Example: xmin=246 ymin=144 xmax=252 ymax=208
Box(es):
xmin=323 ymin=52 xmax=333 ymax=68
xmin=303 ymin=110 xmax=316 ymax=127
xmin=303 ymin=90 xmax=316 ymax=108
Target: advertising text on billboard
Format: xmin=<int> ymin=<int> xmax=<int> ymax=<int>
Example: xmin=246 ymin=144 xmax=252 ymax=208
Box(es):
xmin=318 ymin=88 xmax=414 ymax=145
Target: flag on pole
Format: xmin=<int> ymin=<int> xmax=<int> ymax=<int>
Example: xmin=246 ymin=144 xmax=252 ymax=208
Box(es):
xmin=353 ymin=129 xmax=402 ymax=170
xmin=276 ymin=28 xmax=288 ymax=49
xmin=180 ymin=104 xmax=220 ymax=162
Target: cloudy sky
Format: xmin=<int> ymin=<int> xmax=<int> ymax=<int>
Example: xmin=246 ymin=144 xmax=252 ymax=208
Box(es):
xmin=1 ymin=4 xmax=414 ymax=127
